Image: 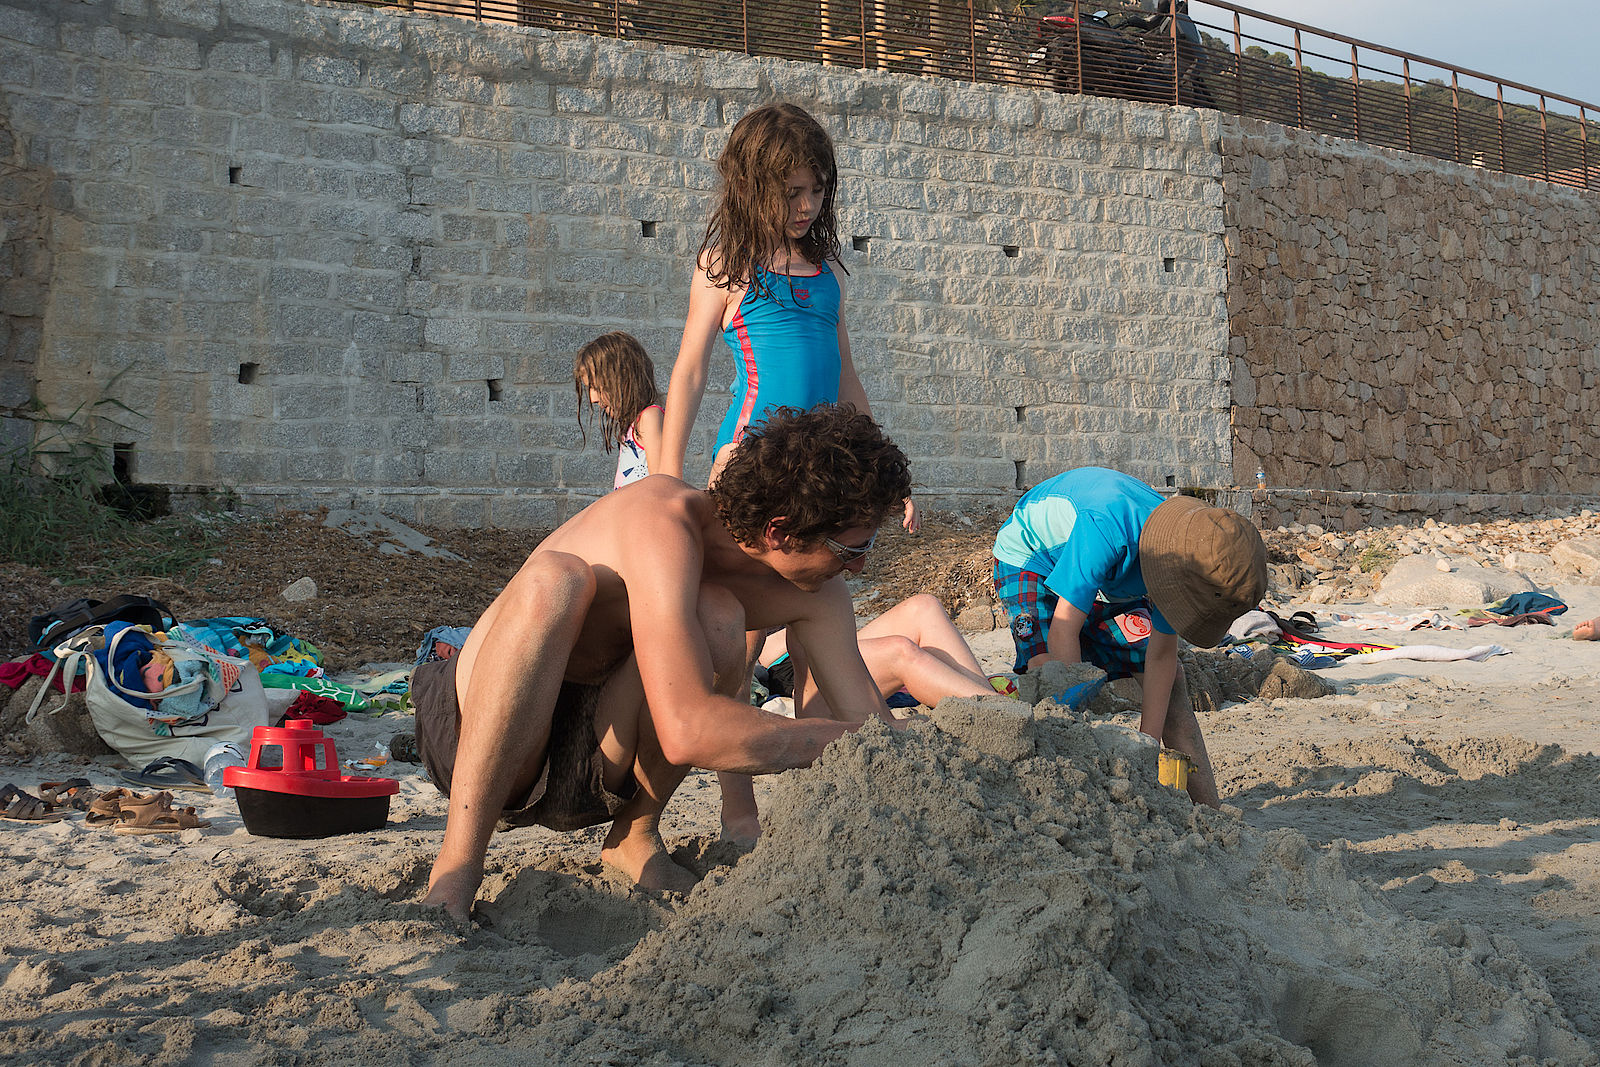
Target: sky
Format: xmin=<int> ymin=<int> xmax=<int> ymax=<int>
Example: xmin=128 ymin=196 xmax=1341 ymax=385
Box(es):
xmin=1190 ymin=1 xmax=1599 ymax=114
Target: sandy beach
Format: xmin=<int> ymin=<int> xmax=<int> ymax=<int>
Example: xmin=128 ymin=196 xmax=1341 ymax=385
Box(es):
xmin=2 ymin=515 xmax=1600 ymax=1064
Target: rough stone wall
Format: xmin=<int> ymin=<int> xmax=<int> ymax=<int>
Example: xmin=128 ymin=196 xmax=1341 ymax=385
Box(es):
xmin=0 ymin=0 xmax=1229 ymax=527
xmin=1225 ymin=117 xmax=1600 ymax=528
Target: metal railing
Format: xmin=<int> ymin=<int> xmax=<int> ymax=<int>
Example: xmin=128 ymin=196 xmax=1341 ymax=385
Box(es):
xmin=355 ymin=0 xmax=1598 ymax=192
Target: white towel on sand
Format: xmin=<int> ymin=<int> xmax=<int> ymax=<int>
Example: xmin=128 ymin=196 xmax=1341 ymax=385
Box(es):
xmin=1342 ymin=644 xmax=1509 ymax=664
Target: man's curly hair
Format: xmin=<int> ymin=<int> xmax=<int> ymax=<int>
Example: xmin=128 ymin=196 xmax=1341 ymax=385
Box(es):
xmin=710 ymin=404 xmax=911 ymax=548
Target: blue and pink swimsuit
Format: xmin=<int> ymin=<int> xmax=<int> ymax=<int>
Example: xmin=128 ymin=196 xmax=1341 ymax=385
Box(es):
xmin=714 ymin=263 xmax=842 ymax=452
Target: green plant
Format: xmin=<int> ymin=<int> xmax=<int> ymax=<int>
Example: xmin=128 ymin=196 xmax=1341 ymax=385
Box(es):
xmin=1356 ymin=538 xmax=1399 ymax=574
xmin=0 ymin=386 xmax=226 ymax=579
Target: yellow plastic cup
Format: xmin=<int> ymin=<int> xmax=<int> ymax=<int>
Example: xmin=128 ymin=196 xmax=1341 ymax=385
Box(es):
xmin=1158 ymin=749 xmax=1192 ymax=791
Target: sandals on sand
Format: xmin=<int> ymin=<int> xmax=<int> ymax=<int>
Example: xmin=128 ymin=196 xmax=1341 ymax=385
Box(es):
xmin=0 ymin=783 xmax=72 ymax=823
xmin=111 ymin=790 xmax=209 ymax=835
xmin=85 ymin=787 xmax=209 ymax=833
xmin=120 ymin=756 xmax=211 ymax=794
xmin=39 ymin=778 xmax=97 ymax=811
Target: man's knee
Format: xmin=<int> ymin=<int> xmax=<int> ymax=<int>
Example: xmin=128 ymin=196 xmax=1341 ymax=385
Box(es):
xmin=507 ymin=551 xmax=595 ymax=613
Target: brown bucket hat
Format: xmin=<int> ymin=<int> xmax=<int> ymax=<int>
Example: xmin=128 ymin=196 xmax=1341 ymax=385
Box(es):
xmin=1138 ymin=496 xmax=1269 ymax=648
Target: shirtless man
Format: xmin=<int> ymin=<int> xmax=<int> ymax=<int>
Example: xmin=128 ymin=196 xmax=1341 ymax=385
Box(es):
xmin=414 ymin=404 xmax=912 ymax=920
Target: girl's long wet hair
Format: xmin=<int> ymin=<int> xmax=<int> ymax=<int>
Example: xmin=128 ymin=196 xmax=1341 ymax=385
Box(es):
xmin=698 ymin=103 xmax=843 ymax=297
xmin=574 ymin=332 xmax=662 ymax=453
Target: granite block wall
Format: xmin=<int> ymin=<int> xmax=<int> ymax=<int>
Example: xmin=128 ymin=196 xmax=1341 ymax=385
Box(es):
xmin=7 ymin=0 xmax=1592 ymax=532
xmin=0 ymin=0 xmax=1229 ymax=527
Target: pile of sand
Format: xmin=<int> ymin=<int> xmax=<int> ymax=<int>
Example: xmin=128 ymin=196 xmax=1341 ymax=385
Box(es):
xmin=2 ymin=696 xmax=1592 ymax=1064
xmin=497 ymin=699 xmax=1587 ymax=1065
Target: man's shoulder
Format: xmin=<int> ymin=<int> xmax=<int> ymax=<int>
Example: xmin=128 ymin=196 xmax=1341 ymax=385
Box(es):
xmin=547 ymin=478 xmax=710 ymax=553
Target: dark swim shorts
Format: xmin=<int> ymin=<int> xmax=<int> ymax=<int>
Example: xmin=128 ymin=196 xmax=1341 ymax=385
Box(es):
xmin=411 ymin=657 xmax=638 ymax=832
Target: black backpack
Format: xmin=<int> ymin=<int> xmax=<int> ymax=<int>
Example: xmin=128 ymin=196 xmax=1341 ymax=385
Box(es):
xmin=27 ymin=595 xmax=175 ymax=651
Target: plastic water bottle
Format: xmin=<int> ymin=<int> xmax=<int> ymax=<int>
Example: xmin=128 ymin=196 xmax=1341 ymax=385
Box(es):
xmin=203 ymin=741 xmax=247 ymax=798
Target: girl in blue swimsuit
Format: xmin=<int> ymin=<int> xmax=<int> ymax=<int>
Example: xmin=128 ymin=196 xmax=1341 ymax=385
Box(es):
xmin=659 ymin=104 xmax=919 ymax=843
xmin=660 ymin=103 xmax=879 ymax=490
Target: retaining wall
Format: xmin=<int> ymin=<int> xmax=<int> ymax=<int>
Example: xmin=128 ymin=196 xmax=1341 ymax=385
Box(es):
xmin=1226 ymin=118 xmax=1600 ymax=527
xmin=0 ymin=0 xmax=1228 ymax=527
xmin=3 ymin=0 xmax=1595 ymax=530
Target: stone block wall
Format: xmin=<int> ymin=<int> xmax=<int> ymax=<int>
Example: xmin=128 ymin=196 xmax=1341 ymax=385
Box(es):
xmin=1225 ymin=118 xmax=1600 ymax=528
xmin=0 ymin=80 xmax=53 ymax=454
xmin=0 ymin=0 xmax=1230 ymax=527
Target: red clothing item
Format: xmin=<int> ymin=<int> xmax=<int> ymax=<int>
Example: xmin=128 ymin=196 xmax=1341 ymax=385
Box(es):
xmin=0 ymin=654 xmax=84 ymax=693
xmin=285 ymin=689 xmax=347 ymax=726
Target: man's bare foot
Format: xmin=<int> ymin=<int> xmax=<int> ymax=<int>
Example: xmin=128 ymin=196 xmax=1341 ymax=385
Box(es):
xmin=600 ymin=832 xmax=700 ymax=892
xmin=719 ymin=813 xmax=761 ymax=846
xmin=1575 ymin=616 xmax=1599 ymax=641
xmin=420 ymin=868 xmax=480 ymax=923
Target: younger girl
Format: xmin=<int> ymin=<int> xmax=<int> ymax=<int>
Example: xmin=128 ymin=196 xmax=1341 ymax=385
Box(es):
xmin=573 ymin=332 xmax=663 ymax=489
xmin=658 ymin=102 xmax=877 ymax=489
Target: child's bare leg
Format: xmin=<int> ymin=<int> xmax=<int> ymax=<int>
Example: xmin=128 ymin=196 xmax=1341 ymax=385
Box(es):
xmin=595 ymin=663 xmax=697 ymax=891
xmin=860 ymin=593 xmax=987 ymax=679
xmin=1158 ymin=670 xmax=1220 ymax=809
xmin=422 ymin=552 xmax=594 ymax=921
xmin=717 ymin=626 xmax=768 ymax=843
xmin=857 ymin=635 xmax=996 ymax=708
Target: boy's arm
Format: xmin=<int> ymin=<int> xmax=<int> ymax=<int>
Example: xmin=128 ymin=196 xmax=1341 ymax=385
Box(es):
xmin=661 ymin=260 xmax=728 ymax=480
xmin=1139 ymin=630 xmax=1179 ymax=740
xmin=627 ymin=503 xmax=853 ymax=771
xmin=1041 ymin=599 xmax=1089 ymax=666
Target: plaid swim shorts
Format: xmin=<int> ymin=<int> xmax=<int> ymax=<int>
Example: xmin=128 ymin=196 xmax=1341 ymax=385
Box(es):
xmin=991 ymin=559 xmax=1154 ymax=679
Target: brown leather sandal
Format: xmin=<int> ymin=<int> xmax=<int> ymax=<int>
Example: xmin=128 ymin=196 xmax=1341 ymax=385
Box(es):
xmin=39 ymin=778 xmax=97 ymax=811
xmin=113 ymin=791 xmax=210 ymax=835
xmin=86 ymin=786 xmax=144 ymax=826
xmin=0 ymin=783 xmax=71 ymax=823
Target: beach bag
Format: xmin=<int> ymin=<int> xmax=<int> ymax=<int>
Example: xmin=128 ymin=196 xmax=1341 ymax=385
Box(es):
xmin=25 ymin=624 xmax=269 ymax=767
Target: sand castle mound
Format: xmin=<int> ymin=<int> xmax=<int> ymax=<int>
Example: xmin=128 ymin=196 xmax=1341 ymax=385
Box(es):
xmin=516 ymin=698 xmax=1587 ymax=1066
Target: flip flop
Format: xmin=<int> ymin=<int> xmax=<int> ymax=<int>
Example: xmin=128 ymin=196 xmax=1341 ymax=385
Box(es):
xmin=120 ymin=756 xmax=211 ymax=794
xmin=39 ymin=778 xmax=97 ymax=810
xmin=113 ymin=791 xmax=209 ymax=835
xmin=0 ymin=783 xmax=72 ymax=823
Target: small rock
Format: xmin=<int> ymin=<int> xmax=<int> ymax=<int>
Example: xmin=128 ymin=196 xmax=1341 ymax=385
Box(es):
xmin=1498 ymin=818 xmax=1520 ymax=831
xmin=1258 ymin=659 xmax=1334 ymax=700
xmin=1435 ymin=559 xmax=1452 ymax=572
xmin=281 ymin=577 xmax=318 ymax=602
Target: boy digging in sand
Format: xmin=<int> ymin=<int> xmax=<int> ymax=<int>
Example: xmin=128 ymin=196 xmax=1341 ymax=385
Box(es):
xmin=414 ymin=405 xmax=912 ymax=920
xmin=992 ymin=467 xmax=1269 ymax=808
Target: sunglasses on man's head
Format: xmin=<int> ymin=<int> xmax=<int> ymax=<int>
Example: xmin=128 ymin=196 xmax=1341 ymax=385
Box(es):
xmin=823 ymin=530 xmax=876 ymax=563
